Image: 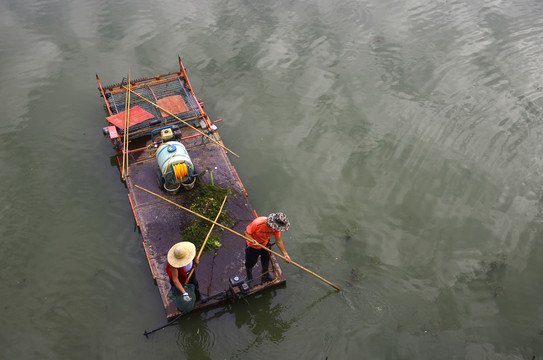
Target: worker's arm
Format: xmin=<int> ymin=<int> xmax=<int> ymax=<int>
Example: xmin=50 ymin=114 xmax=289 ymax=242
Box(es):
xmin=244 ymin=230 xmax=258 ymax=246
xmin=275 ymin=234 xmax=291 ymax=263
xmin=170 ymin=266 xmax=186 ymax=294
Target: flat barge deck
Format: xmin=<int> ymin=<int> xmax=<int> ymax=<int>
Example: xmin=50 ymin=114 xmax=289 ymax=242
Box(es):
xmin=97 ymin=58 xmax=285 ymax=320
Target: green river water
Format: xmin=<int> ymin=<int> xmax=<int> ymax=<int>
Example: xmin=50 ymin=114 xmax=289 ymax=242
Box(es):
xmin=1 ymin=0 xmax=543 ymax=359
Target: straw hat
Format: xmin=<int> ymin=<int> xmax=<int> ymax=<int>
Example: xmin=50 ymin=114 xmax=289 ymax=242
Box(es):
xmin=267 ymin=212 xmax=290 ymax=231
xmin=167 ymin=242 xmax=196 ymax=268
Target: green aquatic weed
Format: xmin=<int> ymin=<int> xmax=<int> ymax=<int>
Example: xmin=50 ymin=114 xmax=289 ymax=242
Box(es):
xmin=181 ymin=183 xmax=234 ymax=253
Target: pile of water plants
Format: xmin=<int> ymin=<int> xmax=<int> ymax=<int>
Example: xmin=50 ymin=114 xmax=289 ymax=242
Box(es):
xmin=181 ymin=183 xmax=234 ymax=253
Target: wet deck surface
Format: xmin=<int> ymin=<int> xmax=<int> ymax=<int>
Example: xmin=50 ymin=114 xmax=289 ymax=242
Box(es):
xmin=123 ymin=127 xmax=285 ymax=319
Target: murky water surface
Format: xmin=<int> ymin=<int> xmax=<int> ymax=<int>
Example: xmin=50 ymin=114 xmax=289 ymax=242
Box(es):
xmin=2 ymin=0 xmax=543 ymax=358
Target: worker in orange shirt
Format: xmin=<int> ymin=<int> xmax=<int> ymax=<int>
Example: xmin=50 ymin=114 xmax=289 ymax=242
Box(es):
xmin=243 ymin=212 xmax=291 ymax=282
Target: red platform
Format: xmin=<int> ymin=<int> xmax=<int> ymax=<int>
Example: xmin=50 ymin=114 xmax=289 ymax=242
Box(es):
xmin=106 ymin=106 xmax=155 ymax=129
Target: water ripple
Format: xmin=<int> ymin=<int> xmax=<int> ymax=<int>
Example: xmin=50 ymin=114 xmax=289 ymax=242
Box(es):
xmin=344 ymin=285 xmax=389 ymax=326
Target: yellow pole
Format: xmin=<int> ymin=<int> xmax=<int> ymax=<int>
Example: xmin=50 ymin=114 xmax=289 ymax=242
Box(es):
xmin=186 ymin=195 xmax=228 ymax=283
xmin=135 ymin=185 xmax=342 ymax=292
xmin=122 ymin=71 xmax=131 ymax=181
xmin=122 ymin=85 xmax=240 ymax=158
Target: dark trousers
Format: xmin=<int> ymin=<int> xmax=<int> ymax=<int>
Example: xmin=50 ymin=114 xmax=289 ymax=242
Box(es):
xmin=245 ymin=245 xmax=270 ymax=272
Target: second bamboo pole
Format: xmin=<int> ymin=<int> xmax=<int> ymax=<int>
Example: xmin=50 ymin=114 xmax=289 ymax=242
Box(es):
xmin=186 ymin=195 xmax=228 ymax=283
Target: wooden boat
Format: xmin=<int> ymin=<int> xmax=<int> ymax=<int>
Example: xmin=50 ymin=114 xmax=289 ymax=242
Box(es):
xmin=96 ymin=57 xmax=286 ymax=320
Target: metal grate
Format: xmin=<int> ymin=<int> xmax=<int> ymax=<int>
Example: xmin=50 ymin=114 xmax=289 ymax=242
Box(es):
xmin=105 ymin=76 xmax=204 ymax=139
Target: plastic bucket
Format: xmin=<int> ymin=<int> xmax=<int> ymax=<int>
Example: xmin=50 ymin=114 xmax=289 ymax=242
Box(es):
xmin=182 ymin=177 xmax=196 ymax=190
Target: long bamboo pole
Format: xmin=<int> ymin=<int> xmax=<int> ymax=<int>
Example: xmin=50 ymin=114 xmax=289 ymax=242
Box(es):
xmin=122 ymin=71 xmax=131 ymax=181
xmin=186 ymin=195 xmax=228 ymax=283
xmin=121 ymin=74 xmax=128 ymax=179
xmin=121 ymin=85 xmax=240 ymax=158
xmin=135 ymin=185 xmax=342 ymax=291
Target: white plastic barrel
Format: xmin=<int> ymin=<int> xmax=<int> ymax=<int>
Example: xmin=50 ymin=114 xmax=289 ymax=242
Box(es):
xmin=156 ymin=141 xmax=194 ymax=183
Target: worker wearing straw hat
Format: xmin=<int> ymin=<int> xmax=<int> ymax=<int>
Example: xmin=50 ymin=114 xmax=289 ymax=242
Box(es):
xmin=244 ymin=212 xmax=291 ymax=282
xmin=166 ymin=241 xmax=201 ymax=301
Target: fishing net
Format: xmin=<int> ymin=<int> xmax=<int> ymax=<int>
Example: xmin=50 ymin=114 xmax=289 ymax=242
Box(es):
xmin=168 ymin=284 xmax=196 ymax=313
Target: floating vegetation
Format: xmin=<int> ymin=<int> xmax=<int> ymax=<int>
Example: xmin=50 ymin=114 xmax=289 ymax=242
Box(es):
xmin=459 ymin=254 xmax=508 ymax=297
xmin=350 ymin=268 xmax=365 ymax=282
xmin=181 ymin=183 xmax=234 ymax=253
xmin=483 ymin=254 xmax=507 ymax=296
xmin=487 ymin=254 xmax=507 ymax=273
xmin=369 ymin=255 xmax=382 ymax=265
xmin=345 ymin=268 xmax=365 ymax=288
xmin=343 ymin=226 xmax=358 ymax=241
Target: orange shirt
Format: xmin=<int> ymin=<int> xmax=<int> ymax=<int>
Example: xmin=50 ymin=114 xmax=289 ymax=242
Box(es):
xmin=245 ymin=217 xmax=280 ymax=248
